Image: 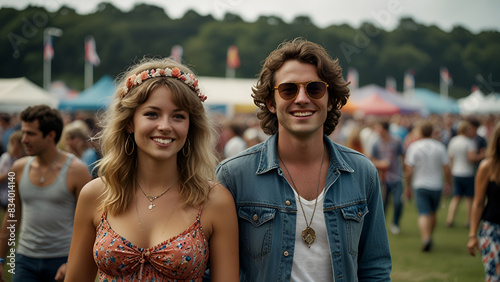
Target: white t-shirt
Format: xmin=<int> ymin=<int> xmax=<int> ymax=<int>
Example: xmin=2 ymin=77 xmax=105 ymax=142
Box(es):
xmin=405 ymin=138 xmax=449 ymax=190
xmin=447 ymin=135 xmax=476 ymax=177
xmin=291 ymin=189 xmax=334 ymax=282
xmin=223 ymin=136 xmax=247 ymax=158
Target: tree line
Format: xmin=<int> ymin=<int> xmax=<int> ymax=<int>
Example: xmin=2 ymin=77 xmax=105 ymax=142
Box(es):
xmin=1 ymin=2 xmax=499 ymax=98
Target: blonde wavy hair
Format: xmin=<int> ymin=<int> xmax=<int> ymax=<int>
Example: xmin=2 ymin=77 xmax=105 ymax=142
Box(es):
xmin=97 ymin=58 xmax=218 ymax=214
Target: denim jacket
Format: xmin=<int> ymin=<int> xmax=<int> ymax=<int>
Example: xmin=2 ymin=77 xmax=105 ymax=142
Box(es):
xmin=216 ymin=134 xmax=392 ymax=281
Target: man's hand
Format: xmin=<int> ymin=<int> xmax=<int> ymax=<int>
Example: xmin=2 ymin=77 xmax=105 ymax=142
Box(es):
xmin=54 ymin=262 xmax=67 ymax=282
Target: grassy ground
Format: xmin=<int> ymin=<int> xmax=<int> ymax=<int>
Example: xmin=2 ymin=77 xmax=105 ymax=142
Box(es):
xmin=388 ymin=195 xmax=484 ymax=282
xmin=0 ymin=195 xmax=485 ymax=281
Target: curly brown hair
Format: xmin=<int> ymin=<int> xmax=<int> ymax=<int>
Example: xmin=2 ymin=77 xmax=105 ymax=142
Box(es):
xmin=252 ymin=38 xmax=350 ymax=136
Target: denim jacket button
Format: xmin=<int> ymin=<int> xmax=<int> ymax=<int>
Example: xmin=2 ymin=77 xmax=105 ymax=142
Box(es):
xmin=283 ymin=251 xmax=289 ymax=256
xmin=252 ymin=214 xmax=258 ymax=221
xmin=357 ymin=212 xmax=362 ymax=218
xmin=285 ymin=200 xmax=291 ymax=206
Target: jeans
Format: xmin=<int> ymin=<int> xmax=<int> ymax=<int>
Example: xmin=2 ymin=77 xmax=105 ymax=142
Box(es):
xmin=13 ymin=254 xmax=67 ymax=282
xmin=383 ymin=180 xmax=403 ymax=226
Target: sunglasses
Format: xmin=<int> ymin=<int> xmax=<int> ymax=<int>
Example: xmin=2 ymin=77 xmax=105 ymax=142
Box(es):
xmin=274 ymin=81 xmax=329 ymax=100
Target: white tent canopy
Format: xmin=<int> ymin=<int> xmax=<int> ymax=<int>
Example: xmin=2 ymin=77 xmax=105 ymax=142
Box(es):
xmin=198 ymin=76 xmax=257 ymax=117
xmin=0 ymin=77 xmax=59 ymax=114
xmin=458 ymin=90 xmax=500 ymax=114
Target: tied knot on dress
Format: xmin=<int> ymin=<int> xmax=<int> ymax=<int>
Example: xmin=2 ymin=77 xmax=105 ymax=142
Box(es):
xmin=140 ymin=250 xmax=151 ymax=264
xmin=138 ymin=249 xmax=152 ymax=280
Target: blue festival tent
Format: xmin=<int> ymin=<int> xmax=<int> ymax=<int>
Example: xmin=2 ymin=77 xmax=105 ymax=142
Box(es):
xmin=59 ymin=75 xmax=115 ymax=112
xmin=413 ymin=88 xmax=460 ymax=114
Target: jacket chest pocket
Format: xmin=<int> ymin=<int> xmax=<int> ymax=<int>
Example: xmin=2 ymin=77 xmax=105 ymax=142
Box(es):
xmin=238 ymin=206 xmax=276 ymax=259
xmin=340 ymin=202 xmax=368 ymax=255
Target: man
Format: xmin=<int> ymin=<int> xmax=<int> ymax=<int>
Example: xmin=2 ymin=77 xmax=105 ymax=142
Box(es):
xmin=405 ymin=121 xmax=452 ymax=252
xmin=0 ymin=105 xmax=91 ymax=282
xmin=216 ymin=38 xmax=391 ymax=281
xmin=445 ymin=120 xmax=483 ymax=228
xmin=371 ymin=120 xmax=405 ymax=235
xmin=221 ymin=120 xmax=247 ymax=159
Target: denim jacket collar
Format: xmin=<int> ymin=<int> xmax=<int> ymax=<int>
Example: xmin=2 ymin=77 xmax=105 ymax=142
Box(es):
xmin=256 ymin=133 xmax=355 ymax=175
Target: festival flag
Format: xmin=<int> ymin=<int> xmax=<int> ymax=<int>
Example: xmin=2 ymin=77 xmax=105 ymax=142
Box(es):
xmin=440 ymin=67 xmax=452 ymax=86
xmin=44 ymin=37 xmax=54 ymax=61
xmin=346 ymin=67 xmax=359 ymax=89
xmin=471 ymin=85 xmax=480 ymax=93
xmin=403 ymin=69 xmax=415 ymax=93
xmin=85 ymin=36 xmax=100 ymax=66
xmin=170 ymin=45 xmax=183 ymax=63
xmin=226 ymin=45 xmax=240 ymax=69
xmin=386 ymin=76 xmax=397 ymax=93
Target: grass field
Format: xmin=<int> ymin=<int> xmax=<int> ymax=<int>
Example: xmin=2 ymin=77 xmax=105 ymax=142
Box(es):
xmin=0 ymin=195 xmax=485 ymax=281
xmin=388 ymin=195 xmax=484 ymax=282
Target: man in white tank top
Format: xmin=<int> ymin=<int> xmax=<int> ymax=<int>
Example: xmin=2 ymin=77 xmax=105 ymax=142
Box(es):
xmin=0 ymin=105 xmax=91 ymax=282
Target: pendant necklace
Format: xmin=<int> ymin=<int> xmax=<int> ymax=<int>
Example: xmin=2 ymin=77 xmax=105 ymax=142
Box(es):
xmin=135 ymin=193 xmax=177 ymax=233
xmin=40 ymin=150 xmax=61 ymax=184
xmin=278 ymin=144 xmax=325 ymax=248
xmin=137 ymin=180 xmax=177 ymax=211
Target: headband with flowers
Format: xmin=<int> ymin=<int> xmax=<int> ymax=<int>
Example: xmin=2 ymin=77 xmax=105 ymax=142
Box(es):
xmin=121 ymin=67 xmax=207 ymax=102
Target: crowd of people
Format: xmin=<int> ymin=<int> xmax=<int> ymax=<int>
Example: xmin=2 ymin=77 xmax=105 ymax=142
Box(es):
xmin=0 ymin=37 xmax=497 ymax=281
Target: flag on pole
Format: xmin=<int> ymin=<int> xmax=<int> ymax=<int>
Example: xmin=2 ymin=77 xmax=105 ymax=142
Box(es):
xmin=346 ymin=67 xmax=359 ymax=89
xmin=170 ymin=45 xmax=183 ymax=63
xmin=85 ymin=36 xmax=100 ymax=66
xmin=403 ymin=69 xmax=415 ymax=92
xmin=226 ymin=45 xmax=240 ymax=69
xmin=440 ymin=67 xmax=452 ymax=86
xmin=44 ymin=37 xmax=54 ymax=61
xmin=471 ymin=85 xmax=479 ymax=93
xmin=386 ymin=76 xmax=397 ymax=93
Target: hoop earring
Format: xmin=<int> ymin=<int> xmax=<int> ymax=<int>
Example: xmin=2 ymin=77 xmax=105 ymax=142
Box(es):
xmin=125 ymin=134 xmax=135 ymax=155
xmin=182 ymin=139 xmax=191 ymax=157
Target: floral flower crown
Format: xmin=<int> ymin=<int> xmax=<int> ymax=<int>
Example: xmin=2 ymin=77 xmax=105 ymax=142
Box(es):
xmin=121 ymin=67 xmax=207 ymax=102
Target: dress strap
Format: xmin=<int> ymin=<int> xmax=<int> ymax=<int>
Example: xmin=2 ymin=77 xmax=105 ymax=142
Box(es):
xmin=196 ymin=206 xmax=204 ymax=221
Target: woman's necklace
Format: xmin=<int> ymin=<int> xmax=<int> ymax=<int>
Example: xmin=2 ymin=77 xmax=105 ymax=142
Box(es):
xmin=135 ymin=193 xmax=177 ymax=233
xmin=40 ymin=150 xmax=60 ymax=183
xmin=278 ymin=144 xmax=325 ymax=248
xmin=137 ymin=180 xmax=177 ymax=211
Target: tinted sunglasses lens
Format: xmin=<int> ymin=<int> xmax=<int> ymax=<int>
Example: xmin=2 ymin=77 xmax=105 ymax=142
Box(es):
xmin=277 ymin=83 xmax=298 ymax=100
xmin=307 ymin=82 xmax=327 ymax=99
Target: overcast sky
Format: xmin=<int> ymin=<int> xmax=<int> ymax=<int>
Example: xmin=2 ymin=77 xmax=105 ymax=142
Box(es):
xmin=2 ymin=0 xmax=500 ymax=33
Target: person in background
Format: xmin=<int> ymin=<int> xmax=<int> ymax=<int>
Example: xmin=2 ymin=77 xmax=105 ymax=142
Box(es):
xmin=467 ymin=121 xmax=500 ymax=281
xmin=221 ymin=120 xmax=247 ymax=159
xmin=467 ymin=117 xmax=487 ymax=170
xmin=61 ymin=120 xmax=99 ymax=177
xmin=65 ymin=58 xmax=238 ymax=281
xmin=0 ymin=130 xmax=25 ymax=210
xmin=371 ymin=120 xmax=405 ymax=235
xmin=216 ymin=38 xmax=391 ymax=281
xmin=0 ymin=114 xmax=14 ymax=155
xmin=446 ymin=120 xmax=484 ymax=228
xmin=0 ymin=105 xmax=91 ymax=282
xmin=405 ymin=121 xmax=452 ymax=251
xmin=242 ymin=127 xmax=262 ymax=148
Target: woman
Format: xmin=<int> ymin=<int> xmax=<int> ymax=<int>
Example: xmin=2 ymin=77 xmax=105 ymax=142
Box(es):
xmin=467 ymin=120 xmax=500 ymax=281
xmin=65 ymin=58 xmax=239 ymax=281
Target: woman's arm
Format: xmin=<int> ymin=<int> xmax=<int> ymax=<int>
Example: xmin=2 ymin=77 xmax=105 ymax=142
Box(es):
xmin=65 ymin=179 xmax=103 ymax=281
xmin=467 ymin=159 xmax=490 ymax=256
xmin=205 ymin=184 xmax=239 ymax=281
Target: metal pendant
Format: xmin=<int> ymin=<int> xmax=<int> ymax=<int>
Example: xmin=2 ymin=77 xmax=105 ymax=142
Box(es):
xmin=148 ymin=200 xmax=155 ymax=211
xmin=302 ymin=227 xmax=316 ymax=248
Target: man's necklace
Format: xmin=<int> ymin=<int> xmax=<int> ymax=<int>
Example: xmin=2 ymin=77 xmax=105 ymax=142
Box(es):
xmin=278 ymin=144 xmax=325 ymax=248
xmin=137 ymin=180 xmax=177 ymax=211
xmin=40 ymin=150 xmax=60 ymax=184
